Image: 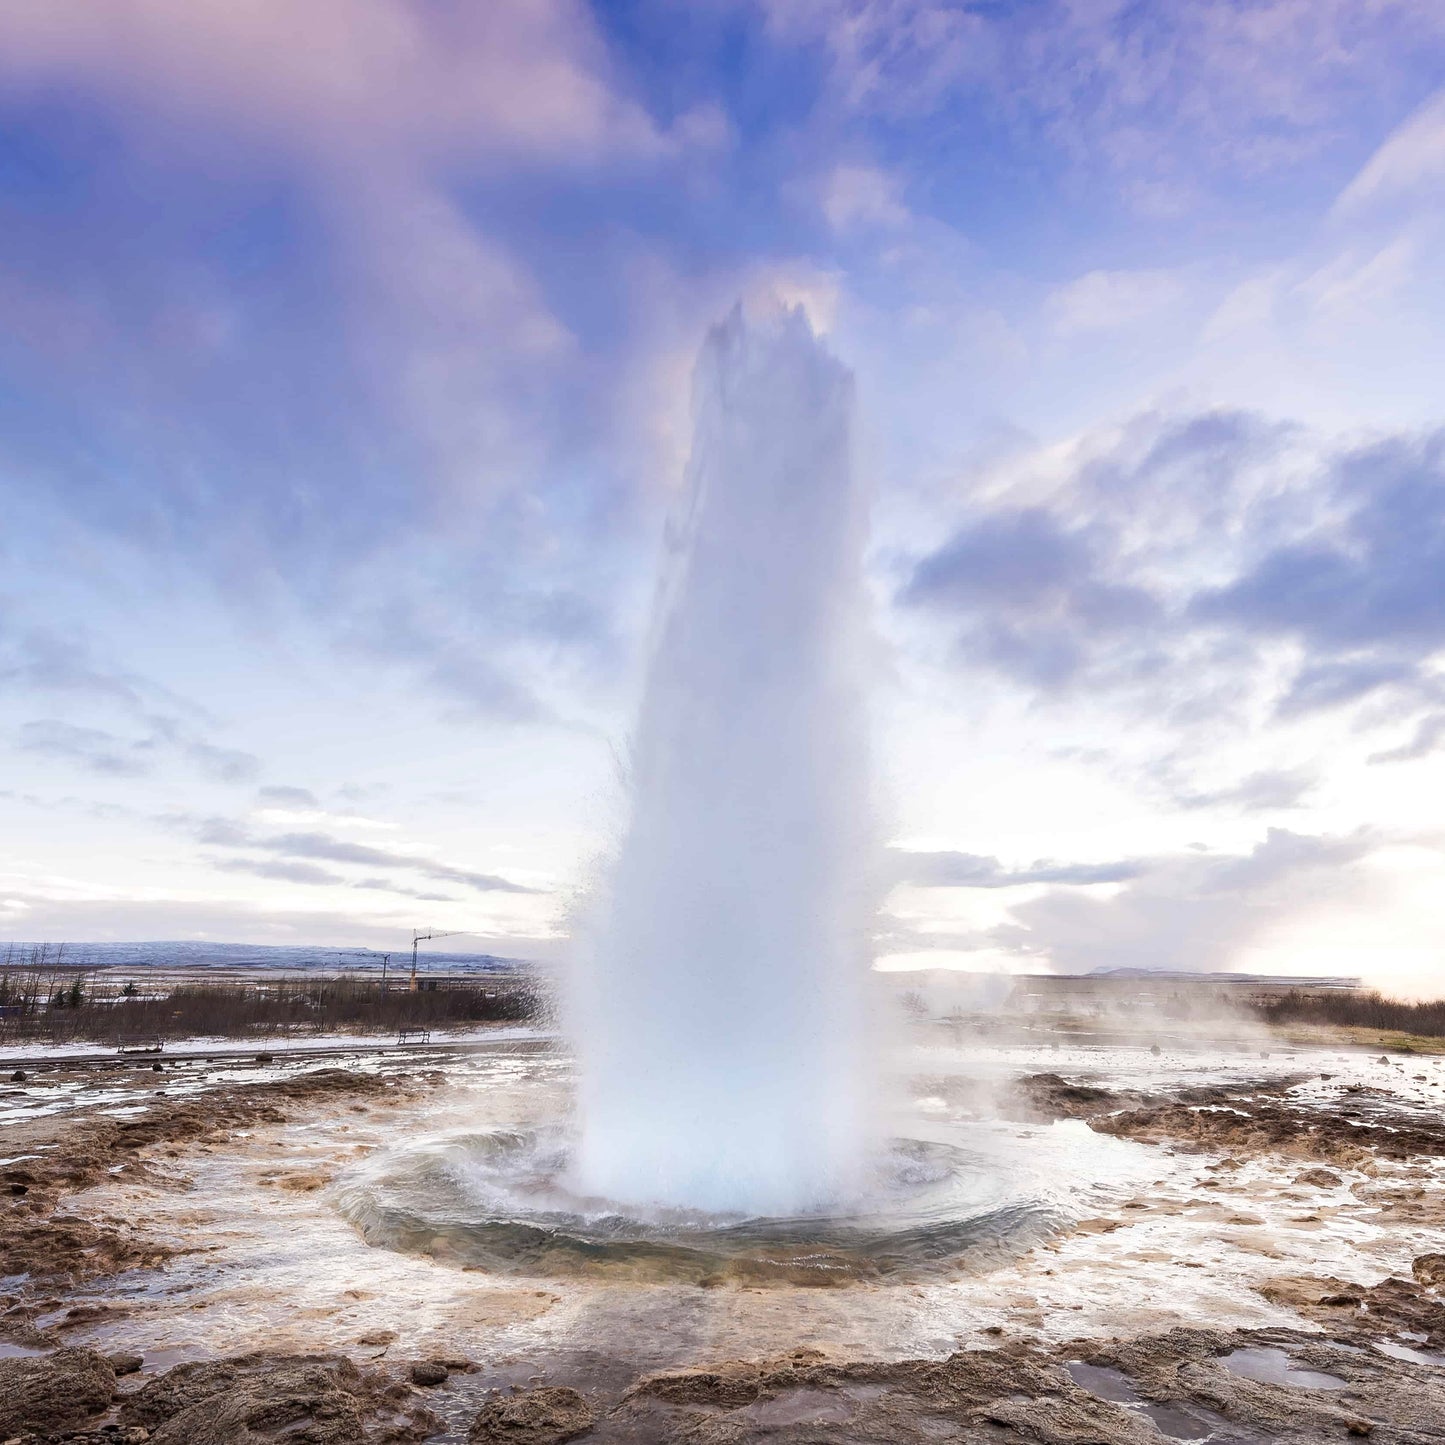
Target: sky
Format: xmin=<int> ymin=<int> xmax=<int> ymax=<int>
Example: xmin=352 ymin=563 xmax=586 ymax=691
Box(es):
xmin=1 ymin=0 xmax=1444 ymax=993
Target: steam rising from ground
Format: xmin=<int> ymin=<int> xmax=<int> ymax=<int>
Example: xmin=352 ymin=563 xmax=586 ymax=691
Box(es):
xmin=571 ymin=306 xmax=877 ymax=1215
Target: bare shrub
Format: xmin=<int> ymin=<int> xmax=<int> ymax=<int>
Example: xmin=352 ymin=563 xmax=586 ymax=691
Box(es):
xmin=0 ymin=956 xmax=537 ymax=1047
xmin=1257 ymin=989 xmax=1445 ymax=1038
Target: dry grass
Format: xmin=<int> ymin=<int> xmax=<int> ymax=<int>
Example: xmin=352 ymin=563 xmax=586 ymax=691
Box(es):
xmin=1256 ymin=989 xmax=1445 ymax=1048
xmin=1267 ymin=1022 xmax=1445 ymax=1055
xmin=0 ymin=959 xmax=538 ymax=1046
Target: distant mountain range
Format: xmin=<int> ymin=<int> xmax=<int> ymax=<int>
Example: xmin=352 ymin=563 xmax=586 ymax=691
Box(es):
xmin=0 ymin=940 xmax=525 ymax=973
xmin=1084 ymin=967 xmax=1362 ymax=988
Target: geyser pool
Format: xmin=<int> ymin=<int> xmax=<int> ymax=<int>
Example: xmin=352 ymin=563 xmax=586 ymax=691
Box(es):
xmin=333 ymin=1123 xmax=1066 ymax=1285
xmin=328 ymin=1045 xmax=1168 ymax=1292
xmin=569 ymin=306 xmax=877 ymax=1215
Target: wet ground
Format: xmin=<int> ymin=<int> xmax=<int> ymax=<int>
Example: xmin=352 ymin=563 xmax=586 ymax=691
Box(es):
xmin=3 ymin=1029 xmax=1445 ymax=1441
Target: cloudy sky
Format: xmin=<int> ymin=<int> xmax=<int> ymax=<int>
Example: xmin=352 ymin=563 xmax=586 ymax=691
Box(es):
xmin=2 ymin=1 xmax=1444 ymax=992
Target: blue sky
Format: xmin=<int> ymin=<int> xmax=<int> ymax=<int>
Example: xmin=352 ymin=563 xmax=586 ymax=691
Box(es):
xmin=2 ymin=1 xmax=1444 ymax=991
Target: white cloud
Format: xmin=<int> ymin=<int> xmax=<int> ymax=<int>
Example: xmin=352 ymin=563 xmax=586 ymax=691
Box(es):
xmin=1001 ymin=828 xmax=1385 ymax=976
xmin=1045 ymin=267 xmax=1189 ymax=336
xmin=759 ymin=0 xmax=991 ymax=116
xmin=1202 ymin=271 xmax=1284 ymax=343
xmin=820 ymin=163 xmax=911 ymax=231
xmin=327 ymin=179 xmax=576 ymax=496
xmin=756 ymin=0 xmax=1445 ymax=204
xmin=251 ymin=808 xmax=398 ymax=832
xmin=1335 ymin=87 xmax=1445 ymax=214
xmin=1296 ymin=233 xmax=1420 ymax=322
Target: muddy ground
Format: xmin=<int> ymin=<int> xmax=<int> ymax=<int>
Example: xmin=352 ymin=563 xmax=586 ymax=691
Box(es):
xmin=3 ymin=1040 xmax=1445 ymax=1442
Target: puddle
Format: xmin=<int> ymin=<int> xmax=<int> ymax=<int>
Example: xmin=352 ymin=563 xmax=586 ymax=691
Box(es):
xmin=1066 ymin=1362 xmax=1138 ymax=1403
xmin=134 ymin=1346 xmax=201 ymax=1374
xmin=1218 ymin=1347 xmax=1350 ymax=1390
xmin=1065 ymin=1361 xmax=1229 ymax=1439
xmin=1374 ymin=1339 xmax=1445 ymax=1367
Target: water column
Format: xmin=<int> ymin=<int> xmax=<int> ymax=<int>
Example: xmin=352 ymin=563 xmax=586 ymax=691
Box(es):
xmin=572 ymin=305 xmax=877 ymax=1215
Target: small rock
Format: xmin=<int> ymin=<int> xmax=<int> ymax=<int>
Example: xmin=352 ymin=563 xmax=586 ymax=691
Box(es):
xmin=1413 ymin=1253 xmax=1445 ymax=1287
xmin=108 ymin=1351 xmax=145 ymax=1376
xmin=152 ymin=1061 xmax=164 ymax=1072
xmin=255 ymin=1052 xmax=274 ymax=1063
xmin=1295 ymin=1167 xmax=1343 ymax=1188
xmin=9 ymin=1069 xmax=25 ymax=1083
xmin=469 ymin=1386 xmax=595 ymax=1444
xmin=410 ymin=1360 xmax=449 ymax=1387
xmin=1377 ymin=1055 xmax=1390 ymax=1065
xmin=1347 ymin=1421 xmax=1375 ymax=1437
xmin=1149 ymin=1044 xmax=1161 ymax=1056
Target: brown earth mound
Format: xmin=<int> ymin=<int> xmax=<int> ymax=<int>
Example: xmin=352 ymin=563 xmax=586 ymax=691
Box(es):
xmin=468 ymin=1385 xmax=596 ymax=1444
xmin=1005 ymin=1072 xmax=1138 ymax=1120
xmin=1094 ymin=1095 xmax=1445 ymax=1165
xmin=118 ymin=1351 xmax=438 ymax=1443
xmin=1013 ymin=1070 xmax=1445 ymax=1166
xmin=0 ymin=1347 xmax=116 ymax=1437
xmin=0 ymin=1348 xmax=438 ymax=1444
xmin=1259 ymin=1260 xmax=1445 ymax=1348
xmin=568 ymin=1321 xmax=1445 ymax=1442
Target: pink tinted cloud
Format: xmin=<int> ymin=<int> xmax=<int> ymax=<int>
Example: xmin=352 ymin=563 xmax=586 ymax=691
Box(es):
xmin=0 ymin=0 xmax=664 ymax=173
xmin=0 ymin=1 xmax=700 ymax=507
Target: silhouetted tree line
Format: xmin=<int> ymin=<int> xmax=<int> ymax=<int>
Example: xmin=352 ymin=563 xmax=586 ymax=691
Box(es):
xmin=1256 ymin=988 xmax=1445 ymax=1038
xmin=0 ymin=967 xmax=539 ymax=1046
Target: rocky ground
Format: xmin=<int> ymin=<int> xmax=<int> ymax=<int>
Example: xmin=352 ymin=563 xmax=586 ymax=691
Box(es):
xmin=2 ymin=1042 xmax=1444 ymax=1442
xmin=1 ymin=1065 xmax=438 ymax=1291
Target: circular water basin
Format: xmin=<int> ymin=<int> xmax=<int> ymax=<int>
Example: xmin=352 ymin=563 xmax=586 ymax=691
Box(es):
xmin=331 ymin=1121 xmax=1123 ymax=1285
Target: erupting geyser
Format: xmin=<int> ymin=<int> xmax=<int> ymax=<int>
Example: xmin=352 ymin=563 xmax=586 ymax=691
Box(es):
xmin=571 ymin=305 xmax=877 ymax=1216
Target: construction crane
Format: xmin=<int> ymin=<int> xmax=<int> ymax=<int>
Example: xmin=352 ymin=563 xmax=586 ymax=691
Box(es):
xmin=409 ymin=930 xmax=467 ymax=991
